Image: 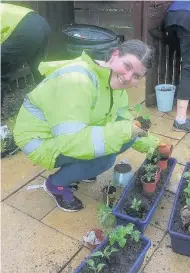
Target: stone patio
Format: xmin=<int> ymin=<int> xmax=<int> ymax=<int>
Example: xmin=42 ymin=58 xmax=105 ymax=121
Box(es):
xmin=1 ymin=84 xmax=190 ymax=273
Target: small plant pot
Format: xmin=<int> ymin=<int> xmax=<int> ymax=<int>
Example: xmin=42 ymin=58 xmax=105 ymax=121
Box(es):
xmin=141 ymin=177 xmax=157 ymax=193
xmin=159 ymin=144 xmax=173 ymax=158
xmin=157 ymin=159 xmax=168 ymax=170
xmin=113 ymin=163 xmax=134 ymax=187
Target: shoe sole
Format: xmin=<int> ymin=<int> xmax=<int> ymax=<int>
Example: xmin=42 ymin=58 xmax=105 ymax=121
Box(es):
xmin=80 ymin=180 xmax=96 ymax=183
xmin=172 ymin=127 xmax=189 ymax=132
xmin=43 ymin=181 xmax=82 ymax=212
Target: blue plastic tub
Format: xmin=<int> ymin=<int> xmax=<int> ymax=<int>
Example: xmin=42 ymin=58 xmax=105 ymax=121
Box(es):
xmin=168 ymin=162 xmax=190 ymax=257
xmin=73 ymin=234 xmax=151 ymax=273
xmin=112 ymin=158 xmax=177 ymax=233
xmin=155 ymin=84 xmax=176 ymax=112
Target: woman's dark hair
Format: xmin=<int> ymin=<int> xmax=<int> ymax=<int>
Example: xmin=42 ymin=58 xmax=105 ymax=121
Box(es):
xmin=106 ymin=39 xmax=154 ymax=69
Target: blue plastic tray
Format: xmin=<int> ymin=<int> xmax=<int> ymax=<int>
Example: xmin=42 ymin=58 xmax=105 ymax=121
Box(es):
xmin=112 ymin=158 xmax=177 ymax=233
xmin=73 ymin=234 xmax=151 ymax=273
xmin=168 ymin=161 xmax=190 ymax=257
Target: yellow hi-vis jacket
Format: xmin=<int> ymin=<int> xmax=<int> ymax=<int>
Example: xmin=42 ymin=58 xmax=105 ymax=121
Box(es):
xmin=0 ymin=3 xmax=33 ymax=44
xmin=14 ymin=52 xmax=159 ymax=170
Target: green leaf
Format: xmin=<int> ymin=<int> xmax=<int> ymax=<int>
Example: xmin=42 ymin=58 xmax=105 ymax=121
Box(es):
xmin=183 ymin=171 xmax=190 ymax=180
xmin=135 ymin=104 xmax=142 ymax=113
xmin=86 ymin=259 xmax=95 ymax=268
xmin=124 ymin=223 xmax=134 ymax=235
xmin=97 ymin=263 xmax=106 ymax=272
xmin=143 ymin=113 xmax=150 ymax=120
xmin=131 ymin=230 xmax=141 ymax=242
xmin=184 ymin=187 xmax=190 ymax=195
xmin=118 ymin=237 xmax=126 ymax=248
xmin=186 ymin=198 xmax=190 ymax=207
xmin=91 ymin=251 xmax=104 ymax=258
xmin=97 ymin=203 xmax=116 ymax=232
xmin=110 ymin=247 xmax=119 ymax=254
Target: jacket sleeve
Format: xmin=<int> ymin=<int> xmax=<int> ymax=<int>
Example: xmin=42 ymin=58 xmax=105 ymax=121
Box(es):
xmin=117 ymin=106 xmax=134 ymax=121
xmin=41 ymin=73 xmax=133 ymax=160
xmin=132 ymin=134 xmax=160 ymax=154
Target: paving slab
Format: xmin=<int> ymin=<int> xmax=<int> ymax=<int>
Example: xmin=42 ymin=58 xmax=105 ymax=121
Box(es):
xmin=172 ymin=134 xmax=190 ymax=165
xmin=61 ymin=247 xmax=91 ymax=273
xmin=117 ymin=148 xmax=146 ymax=172
xmin=1 ymin=152 xmax=43 ymax=200
xmin=41 ymin=147 xmax=145 ymax=203
xmin=142 ymin=234 xmax=190 ymax=273
xmin=150 ymin=116 xmax=186 ymax=140
xmin=143 ymin=225 xmax=166 ymax=268
xmin=151 ymin=191 xmax=175 ymax=231
xmin=4 ymin=176 xmax=56 ymax=220
xmin=41 ymin=165 xmax=114 ymax=202
xmin=127 ymin=80 xmax=145 ymax=107
xmin=131 ymin=102 xmax=165 ymax=117
xmin=167 ymin=163 xmax=185 ymax=193
xmin=152 ymin=133 xmax=179 ymax=147
xmin=163 ymin=104 xmax=190 ymax=120
xmin=42 ymin=192 xmax=101 ymax=241
xmin=142 ymin=102 xmax=165 ymax=117
xmin=1 ymin=203 xmax=81 ymax=273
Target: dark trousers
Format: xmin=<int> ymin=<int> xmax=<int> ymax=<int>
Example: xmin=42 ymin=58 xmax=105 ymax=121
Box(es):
xmin=1 ymin=12 xmax=51 ymax=104
xmin=166 ymin=25 xmax=190 ymax=100
xmin=51 ymin=139 xmax=136 ymax=187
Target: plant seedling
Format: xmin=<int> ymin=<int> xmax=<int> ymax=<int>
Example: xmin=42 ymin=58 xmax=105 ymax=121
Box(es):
xmin=142 ymin=163 xmax=158 ymax=183
xmin=109 ymin=223 xmax=140 ymax=248
xmin=134 ymin=104 xmax=142 ymax=118
xmin=86 ymin=259 xmax=106 ymax=273
xmin=97 ymin=203 xmax=116 ymax=234
xmin=130 ymin=198 xmax=142 ymax=211
xmin=146 ymin=146 xmax=162 ymax=163
xmin=91 ymin=245 xmax=118 ymax=263
xmin=143 ymin=113 xmax=151 ymax=120
xmin=183 ymin=171 xmax=190 ymax=207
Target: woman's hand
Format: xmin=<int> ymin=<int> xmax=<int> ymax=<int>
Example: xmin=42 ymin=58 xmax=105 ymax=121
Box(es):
xmin=132 ymin=124 xmax=147 ymax=138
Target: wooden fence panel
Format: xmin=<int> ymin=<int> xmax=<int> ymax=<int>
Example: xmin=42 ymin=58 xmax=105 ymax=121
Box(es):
xmin=74 ymin=1 xmax=134 ymax=40
xmin=74 ymin=1 xmax=133 ymax=11
xmin=141 ymin=1 xmax=181 ymax=106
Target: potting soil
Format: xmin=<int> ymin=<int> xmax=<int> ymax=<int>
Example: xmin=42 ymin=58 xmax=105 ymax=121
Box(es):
xmin=172 ymin=167 xmax=190 ymax=235
xmin=121 ymin=160 xmax=173 ymax=220
xmin=81 ymin=238 xmax=146 ymax=273
xmin=136 ymin=116 xmax=151 ymax=130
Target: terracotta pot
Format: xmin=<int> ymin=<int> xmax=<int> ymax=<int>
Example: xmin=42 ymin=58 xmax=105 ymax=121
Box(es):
xmin=159 ymin=144 xmax=173 ymax=158
xmin=157 ymin=159 xmax=168 ymax=171
xmin=141 ymin=177 xmax=157 ymax=193
xmin=142 ymin=180 xmax=157 ymax=193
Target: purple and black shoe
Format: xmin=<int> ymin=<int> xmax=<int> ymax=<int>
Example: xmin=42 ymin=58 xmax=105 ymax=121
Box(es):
xmin=43 ymin=177 xmax=83 ymax=212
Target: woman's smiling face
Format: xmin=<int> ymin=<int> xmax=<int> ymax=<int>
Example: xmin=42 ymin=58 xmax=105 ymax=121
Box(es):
xmin=107 ymin=49 xmax=147 ymax=89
